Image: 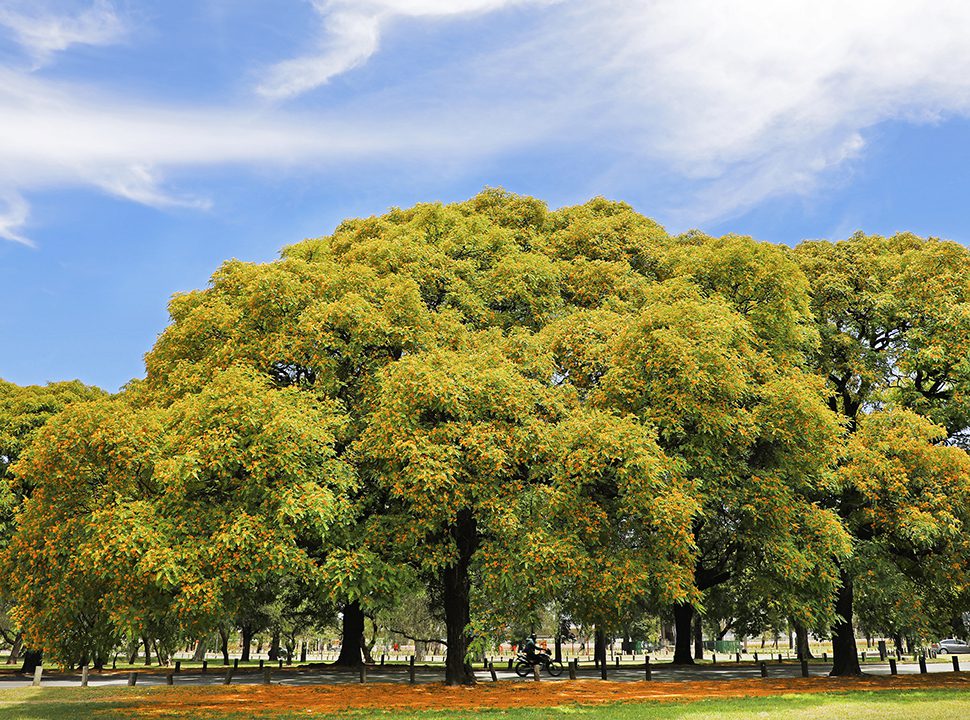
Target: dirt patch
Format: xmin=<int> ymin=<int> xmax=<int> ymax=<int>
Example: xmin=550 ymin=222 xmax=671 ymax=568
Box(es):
xmin=106 ymin=673 xmax=970 ymax=717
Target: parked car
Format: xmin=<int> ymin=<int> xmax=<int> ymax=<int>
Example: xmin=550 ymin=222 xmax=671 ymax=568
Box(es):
xmin=932 ymin=639 xmax=970 ymax=654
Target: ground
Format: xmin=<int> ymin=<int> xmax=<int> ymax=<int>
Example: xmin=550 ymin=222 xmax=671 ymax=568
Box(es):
xmin=0 ymin=673 xmax=968 ymax=719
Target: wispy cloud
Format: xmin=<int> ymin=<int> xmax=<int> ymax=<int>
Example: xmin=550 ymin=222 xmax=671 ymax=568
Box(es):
xmin=0 ymin=0 xmax=125 ymax=65
xmin=0 ymin=192 xmax=32 ymax=247
xmin=6 ymin=0 xmax=970 ymax=245
xmin=256 ymin=0 xmax=556 ymax=100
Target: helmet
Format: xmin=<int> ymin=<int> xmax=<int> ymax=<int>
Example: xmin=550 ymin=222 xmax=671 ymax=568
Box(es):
xmin=530 ymin=633 xmax=537 ymax=640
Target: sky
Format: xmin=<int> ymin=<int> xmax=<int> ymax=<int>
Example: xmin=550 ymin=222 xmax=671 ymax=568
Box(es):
xmin=3 ymin=0 xmax=970 ymax=391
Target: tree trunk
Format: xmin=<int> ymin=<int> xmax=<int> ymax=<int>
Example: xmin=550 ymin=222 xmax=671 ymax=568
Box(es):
xmin=672 ymin=603 xmax=695 ymax=665
xmin=830 ymin=570 xmax=861 ymax=676
xmin=893 ymin=633 xmax=904 ymax=659
xmin=241 ymin=625 xmax=253 ymax=663
xmin=693 ymin=613 xmax=704 ymax=660
xmin=20 ymin=649 xmax=42 ymax=674
xmin=952 ymin=615 xmax=966 ymax=638
xmin=300 ymin=641 xmax=308 ymax=663
xmin=554 ymin=634 xmax=562 ymax=663
xmin=594 ymin=627 xmax=607 ymax=668
xmin=219 ymin=627 xmax=230 ymax=665
xmin=333 ymin=602 xmax=364 ymax=666
xmin=142 ymin=636 xmax=152 ymax=666
xmin=442 ymin=508 xmax=478 ymax=686
xmin=268 ymin=630 xmax=281 ymax=662
xmin=5 ymin=633 xmax=22 ymax=665
xmin=192 ymin=639 xmax=207 ymax=662
xmin=794 ymin=621 xmax=814 ymax=660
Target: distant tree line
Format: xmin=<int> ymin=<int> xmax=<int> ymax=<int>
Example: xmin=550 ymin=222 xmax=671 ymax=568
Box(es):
xmin=2 ymin=190 xmax=969 ymax=685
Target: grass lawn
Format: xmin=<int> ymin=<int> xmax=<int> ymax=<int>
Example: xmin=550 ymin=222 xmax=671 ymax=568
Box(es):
xmin=1 ymin=686 xmax=969 ymax=720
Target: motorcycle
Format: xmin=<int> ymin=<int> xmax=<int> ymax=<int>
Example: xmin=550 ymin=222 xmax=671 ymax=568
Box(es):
xmin=514 ymin=651 xmax=564 ymax=677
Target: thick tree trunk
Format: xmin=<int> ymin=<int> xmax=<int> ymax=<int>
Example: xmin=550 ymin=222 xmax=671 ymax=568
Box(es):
xmin=300 ymin=641 xmax=308 ymax=663
xmin=268 ymin=631 xmax=281 ymax=662
xmin=5 ymin=633 xmax=22 ymax=665
xmin=333 ymin=602 xmax=364 ymax=667
xmin=893 ymin=633 xmax=904 ymax=659
xmin=241 ymin=625 xmax=253 ymax=663
xmin=442 ymin=508 xmax=478 ymax=686
xmin=693 ymin=613 xmax=704 ymax=660
xmin=672 ymin=603 xmax=695 ymax=665
xmin=192 ymin=639 xmax=207 ymax=662
xmin=142 ymin=636 xmax=152 ymax=666
xmin=794 ymin=621 xmax=813 ymax=660
xmin=20 ymin=650 xmax=41 ymax=674
xmin=830 ymin=570 xmax=861 ymax=676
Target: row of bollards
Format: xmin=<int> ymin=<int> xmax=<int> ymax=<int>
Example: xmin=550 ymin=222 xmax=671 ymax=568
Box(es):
xmin=24 ymin=650 xmax=966 ymax=688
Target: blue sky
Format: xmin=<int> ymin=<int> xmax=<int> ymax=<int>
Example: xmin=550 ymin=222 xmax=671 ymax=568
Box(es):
xmin=3 ymin=0 xmax=970 ymax=391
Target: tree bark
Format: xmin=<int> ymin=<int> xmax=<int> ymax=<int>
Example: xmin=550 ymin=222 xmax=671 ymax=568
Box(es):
xmin=241 ymin=625 xmax=253 ymax=663
xmin=442 ymin=508 xmax=478 ymax=686
xmin=554 ymin=634 xmax=562 ymax=663
xmin=192 ymin=639 xmax=207 ymax=662
xmin=142 ymin=636 xmax=152 ymax=666
xmin=268 ymin=630 xmax=281 ymax=662
xmin=594 ymin=627 xmax=607 ymax=668
xmin=693 ymin=613 xmax=704 ymax=660
xmin=333 ymin=601 xmax=364 ymax=667
xmin=672 ymin=603 xmax=695 ymax=665
xmin=830 ymin=570 xmax=861 ymax=676
xmin=794 ymin=621 xmax=814 ymax=660
xmin=218 ymin=627 xmax=230 ymax=665
xmin=19 ymin=649 xmax=41 ymax=674
xmin=5 ymin=633 xmax=22 ymax=665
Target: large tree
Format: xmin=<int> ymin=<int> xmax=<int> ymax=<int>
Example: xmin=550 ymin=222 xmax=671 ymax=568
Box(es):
xmin=795 ymin=232 xmax=970 ymax=675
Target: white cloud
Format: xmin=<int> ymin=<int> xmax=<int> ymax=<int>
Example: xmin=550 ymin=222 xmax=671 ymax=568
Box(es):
xmin=518 ymin=0 xmax=970 ymax=222
xmin=256 ymin=0 xmax=557 ymax=100
xmin=0 ymin=192 xmax=33 ymax=247
xmin=0 ymin=0 xmax=125 ymax=64
xmin=6 ymin=0 xmax=970 ymax=245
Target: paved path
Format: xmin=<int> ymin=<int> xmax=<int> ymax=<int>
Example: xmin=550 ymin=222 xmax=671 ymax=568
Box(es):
xmin=0 ymin=659 xmax=963 ymax=689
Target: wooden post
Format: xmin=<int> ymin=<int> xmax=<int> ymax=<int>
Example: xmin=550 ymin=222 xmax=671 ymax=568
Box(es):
xmin=278 ymin=659 xmax=283 ymax=669
xmin=822 ymin=652 xmax=827 ymax=663
xmin=532 ymin=663 xmax=540 ymax=682
xmin=953 ymin=655 xmax=960 ymax=672
xmin=263 ymin=668 xmax=272 ymax=685
xmin=233 ymin=658 xmax=239 ymax=669
xmin=777 ymin=653 xmax=783 ymax=664
xmin=754 ymin=652 xmax=758 ymax=662
xmin=202 ymin=660 xmax=208 ymax=673
xmin=174 ymin=660 xmax=181 ymax=673
xmin=127 ymin=672 xmax=137 ymax=686
xmin=223 ymin=668 xmax=233 ymax=685
xmin=81 ymin=665 xmax=89 ymax=688
xmin=507 ymin=658 xmax=513 ymax=670
xmin=568 ymin=659 xmax=577 ymax=680
xmin=489 ymin=662 xmax=498 ymax=682
xmin=166 ymin=672 xmax=174 ymax=686
xmin=381 ymin=654 xmax=385 ymax=666
xmin=644 ymin=657 xmax=651 ymax=681
xmin=861 ymin=652 xmax=866 ymax=663
xmin=919 ymin=654 xmax=927 ymax=674
xmin=409 ymin=656 xmax=416 ymax=684
xmin=359 ymin=663 xmax=366 ymax=683
xmin=759 ymin=661 xmax=767 ymax=678
xmin=712 ymin=653 xmax=716 ymax=665
xmin=736 ymin=652 xmax=741 ymax=663
xmin=800 ymin=660 xmax=809 ymax=678
xmin=600 ymin=659 xmax=608 ymax=680
xmin=32 ymin=666 xmax=43 ymax=687
xmin=889 ymin=658 xmax=897 ymax=675
xmin=259 ymin=659 xmax=264 ymax=668
xmin=615 ymin=656 xmax=620 ymax=667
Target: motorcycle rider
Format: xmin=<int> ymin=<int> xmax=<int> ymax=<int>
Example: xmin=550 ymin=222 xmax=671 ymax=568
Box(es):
xmin=523 ymin=633 xmax=543 ymax=664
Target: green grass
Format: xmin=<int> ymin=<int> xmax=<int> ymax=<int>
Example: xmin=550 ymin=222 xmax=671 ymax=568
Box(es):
xmin=1 ymin=687 xmax=969 ymax=720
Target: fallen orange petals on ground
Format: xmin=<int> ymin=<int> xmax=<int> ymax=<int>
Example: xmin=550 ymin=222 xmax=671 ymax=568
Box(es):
xmin=103 ymin=673 xmax=970 ymax=716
